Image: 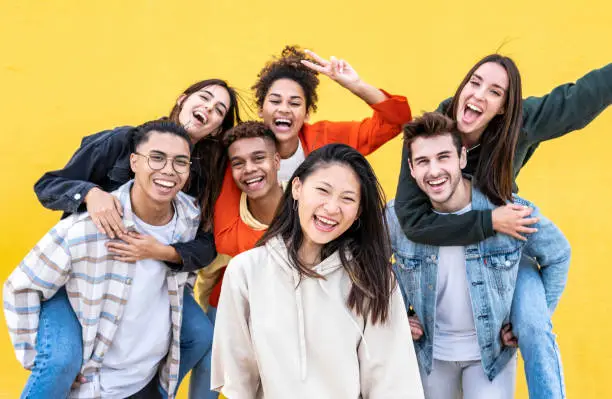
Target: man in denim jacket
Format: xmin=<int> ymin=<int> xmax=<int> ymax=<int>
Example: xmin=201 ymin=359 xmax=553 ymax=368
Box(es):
xmin=386 ymin=112 xmax=570 ymax=399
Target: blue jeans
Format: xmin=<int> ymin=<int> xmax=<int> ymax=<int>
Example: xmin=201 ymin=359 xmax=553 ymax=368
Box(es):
xmin=21 ymin=287 xmax=213 ymax=398
xmin=511 ymin=256 xmax=566 ymax=399
xmin=20 ymin=288 xmax=83 ymax=399
xmin=187 ymin=306 xmax=218 ymax=399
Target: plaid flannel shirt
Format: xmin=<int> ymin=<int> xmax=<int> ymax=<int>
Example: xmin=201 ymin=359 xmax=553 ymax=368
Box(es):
xmin=4 ymin=181 xmax=200 ymax=398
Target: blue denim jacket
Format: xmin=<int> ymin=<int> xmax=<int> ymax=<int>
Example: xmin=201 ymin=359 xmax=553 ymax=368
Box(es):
xmin=386 ymin=186 xmax=570 ymax=381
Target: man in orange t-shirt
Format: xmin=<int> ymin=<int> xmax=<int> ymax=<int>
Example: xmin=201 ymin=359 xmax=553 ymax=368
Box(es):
xmin=197 ymin=121 xmax=285 ymax=309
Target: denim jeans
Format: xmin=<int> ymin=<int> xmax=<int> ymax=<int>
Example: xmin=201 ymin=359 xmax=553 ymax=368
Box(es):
xmin=187 ymin=306 xmax=218 ymax=399
xmin=20 ymin=288 xmax=83 ymax=399
xmin=511 ymin=256 xmax=566 ymax=399
xmin=21 ymin=287 xmax=213 ymax=398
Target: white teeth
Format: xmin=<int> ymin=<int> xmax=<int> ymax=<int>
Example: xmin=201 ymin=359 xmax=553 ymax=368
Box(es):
xmin=154 ymin=179 xmax=176 ymax=188
xmin=194 ymin=110 xmax=208 ymax=124
xmin=466 ymin=103 xmax=483 ymax=113
xmin=275 ymin=118 xmax=291 ymax=123
xmin=316 ymin=215 xmax=338 ymax=226
xmin=245 ymin=177 xmax=263 ymax=184
xmin=428 ymin=177 xmax=447 ymax=186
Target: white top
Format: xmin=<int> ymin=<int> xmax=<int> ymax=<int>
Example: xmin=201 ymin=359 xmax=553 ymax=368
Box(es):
xmin=99 ymin=211 xmax=176 ymax=398
xmin=432 ymin=203 xmax=481 ymax=361
xmin=278 ymin=140 xmax=306 ymax=182
xmin=211 ymin=236 xmax=425 ymax=399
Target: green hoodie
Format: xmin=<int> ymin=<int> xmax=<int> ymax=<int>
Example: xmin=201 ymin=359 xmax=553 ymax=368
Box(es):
xmin=394 ymin=63 xmax=612 ymax=245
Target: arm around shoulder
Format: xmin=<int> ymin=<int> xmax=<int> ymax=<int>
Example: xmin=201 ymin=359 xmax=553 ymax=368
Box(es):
xmin=34 ymin=126 xmax=133 ymax=214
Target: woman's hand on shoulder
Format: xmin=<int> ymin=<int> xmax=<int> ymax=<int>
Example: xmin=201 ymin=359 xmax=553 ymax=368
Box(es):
xmin=492 ymin=203 xmax=539 ymax=241
xmin=85 ymin=187 xmax=126 ymax=238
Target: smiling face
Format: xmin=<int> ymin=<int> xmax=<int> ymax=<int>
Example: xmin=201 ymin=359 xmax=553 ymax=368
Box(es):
xmin=259 ymin=78 xmax=309 ymax=147
xmin=177 ymin=84 xmax=231 ymax=143
xmin=409 ymin=133 xmax=468 ymax=212
xmin=130 ymin=131 xmax=191 ymax=205
xmin=228 ymin=136 xmax=280 ymax=200
xmin=292 ymin=163 xmax=361 ymax=253
xmin=456 ymin=62 xmax=509 ymax=139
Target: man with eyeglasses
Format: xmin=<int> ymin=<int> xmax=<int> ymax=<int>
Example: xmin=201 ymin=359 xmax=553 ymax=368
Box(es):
xmin=4 ymin=120 xmax=201 ymax=399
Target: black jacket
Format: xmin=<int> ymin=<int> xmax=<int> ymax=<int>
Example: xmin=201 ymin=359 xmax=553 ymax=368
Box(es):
xmin=34 ymin=126 xmax=216 ymax=272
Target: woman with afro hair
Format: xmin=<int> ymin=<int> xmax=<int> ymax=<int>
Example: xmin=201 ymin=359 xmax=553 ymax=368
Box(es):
xmin=213 ymin=45 xmax=411 ymax=260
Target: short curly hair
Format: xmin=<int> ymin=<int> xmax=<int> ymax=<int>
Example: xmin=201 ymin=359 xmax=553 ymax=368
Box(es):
xmin=252 ymin=45 xmax=320 ymax=113
xmin=223 ymin=121 xmax=278 ymax=149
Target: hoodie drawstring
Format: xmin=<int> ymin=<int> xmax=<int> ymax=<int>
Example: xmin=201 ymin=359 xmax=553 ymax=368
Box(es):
xmin=316 ymin=279 xmax=371 ymax=361
xmin=293 ymin=269 xmax=308 ymax=381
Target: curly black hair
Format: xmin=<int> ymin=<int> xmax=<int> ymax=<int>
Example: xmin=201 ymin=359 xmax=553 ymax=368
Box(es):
xmin=223 ymin=121 xmax=278 ymax=148
xmin=252 ymin=45 xmax=320 ymax=113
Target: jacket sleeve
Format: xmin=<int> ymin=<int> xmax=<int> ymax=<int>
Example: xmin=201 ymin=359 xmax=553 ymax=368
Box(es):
xmin=211 ymin=258 xmax=260 ymax=397
xmin=359 ymin=286 xmax=424 ymax=398
xmin=393 ymin=144 xmax=495 ymax=246
xmin=304 ymin=90 xmax=411 ymax=156
xmin=34 ymin=128 xmax=128 ymax=214
xmin=522 ymin=207 xmax=571 ymax=313
xmin=166 ymin=228 xmax=217 ymax=272
xmin=213 ymin=166 xmax=244 ymax=257
xmin=522 ymin=63 xmax=612 ymax=144
xmin=3 ymin=220 xmax=73 ymax=369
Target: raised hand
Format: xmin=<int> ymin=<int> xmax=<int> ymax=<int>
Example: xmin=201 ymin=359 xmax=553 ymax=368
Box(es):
xmin=301 ymin=49 xmax=361 ymax=89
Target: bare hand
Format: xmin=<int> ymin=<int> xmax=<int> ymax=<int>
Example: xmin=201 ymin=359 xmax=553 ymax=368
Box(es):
xmin=85 ymin=187 xmax=126 ymax=239
xmin=71 ymin=374 xmax=87 ymax=389
xmin=492 ymin=203 xmax=539 ymax=241
xmin=106 ymin=231 xmax=163 ymax=263
xmin=408 ymin=315 xmax=424 ymax=341
xmin=301 ymin=49 xmax=360 ymax=88
xmin=500 ymin=323 xmax=518 ymax=347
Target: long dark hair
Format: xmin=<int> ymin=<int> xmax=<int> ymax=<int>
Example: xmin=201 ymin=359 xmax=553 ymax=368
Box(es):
xmin=447 ymin=54 xmax=523 ymax=205
xmin=168 ymin=79 xmax=242 ymax=231
xmin=258 ymin=144 xmax=394 ymax=325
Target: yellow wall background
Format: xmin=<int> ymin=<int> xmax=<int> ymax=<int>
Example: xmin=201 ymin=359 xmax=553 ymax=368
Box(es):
xmin=1 ymin=0 xmax=610 ymax=397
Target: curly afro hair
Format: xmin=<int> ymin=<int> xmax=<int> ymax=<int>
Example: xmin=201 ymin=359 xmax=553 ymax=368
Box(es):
xmin=252 ymin=45 xmax=320 ymax=113
xmin=223 ymin=121 xmax=278 ymax=149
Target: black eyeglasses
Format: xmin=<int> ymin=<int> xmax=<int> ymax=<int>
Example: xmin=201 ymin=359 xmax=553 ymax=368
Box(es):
xmin=133 ymin=152 xmax=191 ymax=174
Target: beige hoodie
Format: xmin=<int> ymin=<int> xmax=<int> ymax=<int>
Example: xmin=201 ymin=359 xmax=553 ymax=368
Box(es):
xmin=211 ymin=236 xmax=424 ymax=399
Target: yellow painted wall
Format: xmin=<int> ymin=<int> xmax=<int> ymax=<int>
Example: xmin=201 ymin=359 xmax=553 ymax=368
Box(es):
xmin=1 ymin=0 xmax=610 ymax=397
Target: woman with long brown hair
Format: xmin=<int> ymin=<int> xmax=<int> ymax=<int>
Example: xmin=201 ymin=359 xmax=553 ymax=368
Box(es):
xmin=394 ymin=55 xmax=611 ymax=398
xmin=28 ymin=78 xmax=241 ymax=398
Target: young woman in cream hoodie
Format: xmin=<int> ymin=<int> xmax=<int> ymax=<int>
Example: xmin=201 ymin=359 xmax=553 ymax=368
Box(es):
xmin=211 ymin=143 xmax=424 ymax=398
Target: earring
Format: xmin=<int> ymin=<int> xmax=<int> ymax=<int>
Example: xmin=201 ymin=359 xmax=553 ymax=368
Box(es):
xmin=293 ymin=199 xmax=298 ymax=210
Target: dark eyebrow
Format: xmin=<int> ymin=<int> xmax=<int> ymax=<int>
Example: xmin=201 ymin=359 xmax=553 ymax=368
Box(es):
xmin=316 ymin=180 xmax=357 ymax=195
xmin=472 ymin=74 xmax=506 ymax=92
xmin=150 ymin=150 xmax=190 ymax=159
xmin=269 ymin=92 xmax=304 ymax=101
xmin=203 ymin=90 xmax=228 ymax=112
xmin=229 ymin=155 xmax=245 ymax=163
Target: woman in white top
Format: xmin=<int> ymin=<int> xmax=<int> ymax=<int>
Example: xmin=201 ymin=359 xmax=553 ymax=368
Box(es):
xmin=211 ymin=143 xmax=424 ymax=398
